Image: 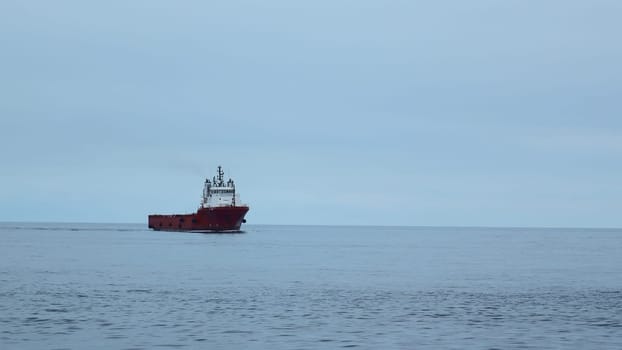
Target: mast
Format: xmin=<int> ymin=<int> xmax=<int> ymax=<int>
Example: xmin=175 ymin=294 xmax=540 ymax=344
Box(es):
xmin=217 ymin=165 xmax=224 ymax=186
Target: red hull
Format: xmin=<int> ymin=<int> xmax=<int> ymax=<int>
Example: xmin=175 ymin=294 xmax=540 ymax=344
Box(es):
xmin=148 ymin=206 xmax=249 ymax=232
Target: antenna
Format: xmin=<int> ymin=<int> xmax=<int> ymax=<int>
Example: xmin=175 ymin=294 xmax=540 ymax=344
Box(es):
xmin=217 ymin=165 xmax=225 ymax=185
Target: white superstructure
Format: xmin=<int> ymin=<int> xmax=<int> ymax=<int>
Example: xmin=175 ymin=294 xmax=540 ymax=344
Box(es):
xmin=200 ymin=166 xmax=242 ymax=208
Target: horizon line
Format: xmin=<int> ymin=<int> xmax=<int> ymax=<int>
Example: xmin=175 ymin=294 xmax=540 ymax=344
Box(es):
xmin=1 ymin=220 xmax=620 ymax=231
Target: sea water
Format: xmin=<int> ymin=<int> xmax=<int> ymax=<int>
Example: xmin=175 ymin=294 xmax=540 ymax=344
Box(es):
xmin=1 ymin=223 xmax=621 ymax=349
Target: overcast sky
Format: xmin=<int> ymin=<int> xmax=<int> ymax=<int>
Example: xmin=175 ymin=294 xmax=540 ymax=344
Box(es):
xmin=1 ymin=1 xmax=621 ymax=227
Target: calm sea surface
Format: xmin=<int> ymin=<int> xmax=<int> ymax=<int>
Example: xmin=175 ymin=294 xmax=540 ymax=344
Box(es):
xmin=1 ymin=223 xmax=621 ymax=349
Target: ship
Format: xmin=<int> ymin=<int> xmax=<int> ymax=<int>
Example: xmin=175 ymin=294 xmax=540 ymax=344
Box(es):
xmin=148 ymin=166 xmax=249 ymax=232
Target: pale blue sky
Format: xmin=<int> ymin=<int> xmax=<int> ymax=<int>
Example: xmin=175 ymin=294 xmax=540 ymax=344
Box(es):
xmin=1 ymin=1 xmax=621 ymax=227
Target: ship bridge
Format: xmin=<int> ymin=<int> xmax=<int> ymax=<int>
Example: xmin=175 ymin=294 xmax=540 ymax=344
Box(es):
xmin=200 ymin=166 xmax=243 ymax=208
